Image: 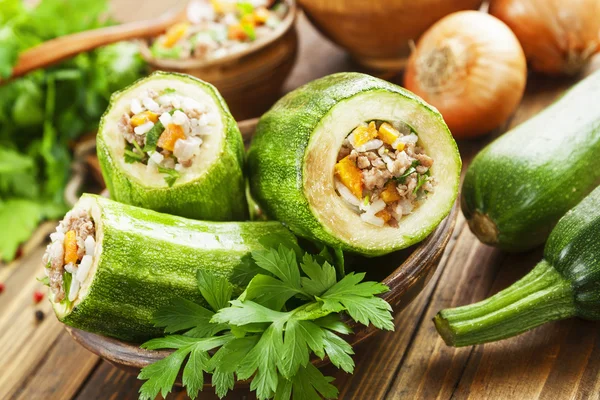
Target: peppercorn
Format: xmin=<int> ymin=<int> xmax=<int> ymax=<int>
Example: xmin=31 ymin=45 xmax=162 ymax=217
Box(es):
xmin=35 ymin=310 xmax=45 ymax=322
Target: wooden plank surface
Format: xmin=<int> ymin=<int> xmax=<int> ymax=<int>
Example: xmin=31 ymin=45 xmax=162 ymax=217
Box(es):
xmin=2 ymin=1 xmax=600 ymax=399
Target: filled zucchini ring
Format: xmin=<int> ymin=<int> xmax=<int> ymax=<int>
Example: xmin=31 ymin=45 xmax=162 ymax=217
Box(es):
xmin=43 ymin=194 xmax=296 ymax=342
xmin=248 ymin=73 xmax=461 ymax=256
xmin=97 ymin=71 xmax=247 ymax=221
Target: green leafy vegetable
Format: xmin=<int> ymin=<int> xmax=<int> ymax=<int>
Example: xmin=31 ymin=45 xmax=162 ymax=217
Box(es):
xmin=0 ymin=0 xmax=147 ymax=262
xmin=138 ymin=244 xmax=393 ymax=400
xmin=396 ymin=160 xmax=420 ymax=184
xmin=157 ymin=166 xmax=180 ymax=187
xmin=142 ymin=121 xmax=165 ymax=152
xmin=237 ymin=2 xmax=255 ymax=16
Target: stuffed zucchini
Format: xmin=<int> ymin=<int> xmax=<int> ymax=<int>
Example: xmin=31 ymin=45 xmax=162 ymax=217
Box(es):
xmin=42 ymin=194 xmax=296 ymax=342
xmin=247 ymin=73 xmax=461 ymax=256
xmin=97 ymin=71 xmax=247 ymax=221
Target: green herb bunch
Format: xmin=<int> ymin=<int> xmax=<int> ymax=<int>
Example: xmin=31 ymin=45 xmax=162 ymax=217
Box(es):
xmin=0 ymin=0 xmax=146 ymax=262
xmin=138 ymin=242 xmax=394 ymax=400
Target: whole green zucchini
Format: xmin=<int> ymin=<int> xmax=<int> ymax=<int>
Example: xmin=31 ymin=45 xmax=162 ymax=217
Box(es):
xmin=435 ymin=186 xmax=600 ymax=346
xmin=247 ymin=73 xmax=461 ymax=256
xmin=462 ymin=70 xmax=600 ymax=251
xmin=97 ymin=71 xmax=247 ymax=221
xmin=46 ymin=194 xmax=296 ymax=343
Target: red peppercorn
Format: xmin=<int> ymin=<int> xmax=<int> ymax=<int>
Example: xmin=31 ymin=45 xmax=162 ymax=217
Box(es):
xmin=0 ymin=283 xmax=4 ymax=294
xmin=33 ymin=290 xmax=44 ymax=304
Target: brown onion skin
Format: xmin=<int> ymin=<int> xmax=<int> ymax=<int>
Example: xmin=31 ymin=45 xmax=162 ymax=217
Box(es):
xmin=490 ymin=0 xmax=600 ymax=75
xmin=404 ymin=11 xmax=527 ymax=139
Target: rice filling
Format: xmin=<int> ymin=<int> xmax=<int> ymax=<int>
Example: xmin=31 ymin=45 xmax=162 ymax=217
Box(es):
xmin=117 ymin=87 xmax=219 ymax=186
xmin=334 ymin=120 xmax=436 ymax=227
xmin=42 ymin=207 xmax=96 ymax=304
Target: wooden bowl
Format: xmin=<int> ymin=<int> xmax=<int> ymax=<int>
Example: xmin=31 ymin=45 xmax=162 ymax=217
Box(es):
xmin=64 ymin=118 xmax=459 ymax=386
xmin=139 ymin=0 xmax=298 ymax=120
xmin=298 ymin=0 xmax=483 ymax=71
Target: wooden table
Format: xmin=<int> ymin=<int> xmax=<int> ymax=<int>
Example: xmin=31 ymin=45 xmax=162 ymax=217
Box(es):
xmin=2 ymin=2 xmax=600 ymax=399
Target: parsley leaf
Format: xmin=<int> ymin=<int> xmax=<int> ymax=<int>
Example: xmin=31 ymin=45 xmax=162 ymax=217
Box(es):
xmin=139 ymin=243 xmax=393 ymax=400
xmin=196 ymin=269 xmax=233 ymax=312
xmin=252 ymin=244 xmax=302 ymax=291
xmin=157 ymin=166 xmax=180 ymax=187
xmin=395 ymin=160 xmax=420 ymax=184
xmin=320 ymin=272 xmax=394 ymax=331
xmin=151 ymin=297 xmax=214 ymax=334
xmin=300 ymin=253 xmax=337 ymax=297
xmin=142 ymin=120 xmax=164 ymax=152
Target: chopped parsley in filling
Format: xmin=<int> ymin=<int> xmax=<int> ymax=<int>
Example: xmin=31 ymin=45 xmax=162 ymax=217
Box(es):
xmin=117 ymin=87 xmax=218 ymax=186
xmin=334 ymin=120 xmax=436 ymax=227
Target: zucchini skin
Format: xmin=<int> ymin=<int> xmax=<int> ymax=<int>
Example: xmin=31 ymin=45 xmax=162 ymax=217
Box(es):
xmin=97 ymin=71 xmax=248 ymax=221
xmin=462 ymin=70 xmax=600 ymax=251
xmin=247 ymin=72 xmax=459 ymax=255
xmin=435 ymin=186 xmax=600 ymax=346
xmin=58 ymin=194 xmax=296 ymax=343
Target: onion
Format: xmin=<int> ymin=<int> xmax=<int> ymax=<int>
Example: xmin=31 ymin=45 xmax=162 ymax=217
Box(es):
xmin=335 ymin=179 xmax=361 ymax=207
xmin=404 ymin=11 xmax=527 ymax=139
xmin=490 ymin=0 xmax=600 ymax=75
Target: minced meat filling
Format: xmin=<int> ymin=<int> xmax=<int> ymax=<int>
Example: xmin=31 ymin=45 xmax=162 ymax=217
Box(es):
xmin=42 ymin=208 xmax=96 ymax=304
xmin=334 ymin=120 xmax=436 ymax=227
xmin=118 ymin=87 xmax=218 ymax=186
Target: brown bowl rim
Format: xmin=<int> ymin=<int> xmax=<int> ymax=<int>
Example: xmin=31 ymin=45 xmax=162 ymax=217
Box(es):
xmin=139 ymin=0 xmax=298 ymax=70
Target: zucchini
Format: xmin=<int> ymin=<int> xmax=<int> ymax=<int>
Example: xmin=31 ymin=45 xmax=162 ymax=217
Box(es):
xmin=97 ymin=71 xmax=248 ymax=221
xmin=247 ymin=72 xmax=461 ymax=256
xmin=49 ymin=194 xmax=296 ymax=343
xmin=435 ymin=186 xmax=600 ymax=346
xmin=462 ymin=70 xmax=600 ymax=251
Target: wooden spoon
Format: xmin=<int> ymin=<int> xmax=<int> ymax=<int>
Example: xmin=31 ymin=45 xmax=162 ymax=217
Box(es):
xmin=1 ymin=7 xmax=187 ymax=84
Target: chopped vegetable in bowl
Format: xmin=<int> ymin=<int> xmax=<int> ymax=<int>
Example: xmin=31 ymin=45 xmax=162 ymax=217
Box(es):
xmin=150 ymin=0 xmax=288 ymax=61
xmin=335 ymin=120 xmax=436 ymax=227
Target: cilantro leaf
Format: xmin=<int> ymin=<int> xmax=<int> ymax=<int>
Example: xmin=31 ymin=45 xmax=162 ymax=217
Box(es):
xmin=196 ymin=269 xmax=233 ymax=312
xmin=138 ymin=347 xmax=191 ymax=400
xmin=142 ymin=120 xmax=164 ymax=152
xmin=252 ymin=244 xmax=302 ymax=291
xmin=258 ymin=233 xmax=304 ymax=260
xmin=124 ymin=148 xmax=144 ymax=164
xmin=157 ymin=166 xmax=180 ymax=187
xmin=151 ymin=297 xmax=214 ymax=334
xmin=300 ymin=253 xmax=337 ymax=297
xmin=414 ymin=173 xmax=428 ymax=194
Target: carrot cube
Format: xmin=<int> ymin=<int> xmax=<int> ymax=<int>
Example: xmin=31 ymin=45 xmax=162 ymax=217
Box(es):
xmin=157 ymin=124 xmax=186 ymax=152
xmin=64 ymin=230 xmax=78 ymax=265
xmin=335 ymin=156 xmax=363 ymax=198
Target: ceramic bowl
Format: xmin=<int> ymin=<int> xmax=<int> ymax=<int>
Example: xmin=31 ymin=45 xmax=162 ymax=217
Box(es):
xmin=64 ymin=118 xmax=459 ymax=386
xmin=139 ymin=0 xmax=298 ymax=120
xmin=298 ymin=0 xmax=483 ymax=71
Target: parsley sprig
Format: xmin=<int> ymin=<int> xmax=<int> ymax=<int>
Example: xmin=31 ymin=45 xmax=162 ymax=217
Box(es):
xmin=138 ymin=243 xmax=394 ymax=400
